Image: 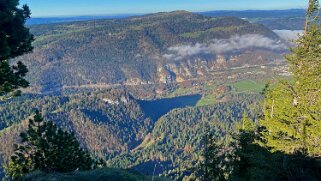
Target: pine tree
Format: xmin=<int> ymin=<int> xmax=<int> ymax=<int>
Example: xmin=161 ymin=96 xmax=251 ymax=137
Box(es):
xmin=261 ymin=0 xmax=321 ymax=157
xmin=200 ymin=132 xmax=228 ymax=181
xmin=229 ymin=113 xmax=277 ymax=181
xmin=0 ymin=0 xmax=34 ymax=98
xmin=5 ymin=111 xmax=96 ymax=180
xmin=231 ymin=113 xmax=321 ymax=181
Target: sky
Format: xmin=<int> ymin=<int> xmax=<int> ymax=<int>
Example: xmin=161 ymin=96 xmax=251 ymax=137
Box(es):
xmin=20 ymin=0 xmax=308 ymax=17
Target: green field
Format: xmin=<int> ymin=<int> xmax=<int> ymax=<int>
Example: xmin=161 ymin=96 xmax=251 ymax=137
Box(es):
xmin=230 ymin=80 xmax=266 ymax=93
xmin=196 ymin=94 xmax=217 ymax=107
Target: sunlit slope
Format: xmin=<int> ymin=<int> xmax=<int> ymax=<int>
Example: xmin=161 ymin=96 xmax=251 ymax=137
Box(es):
xmin=18 ymin=11 xmax=284 ymax=92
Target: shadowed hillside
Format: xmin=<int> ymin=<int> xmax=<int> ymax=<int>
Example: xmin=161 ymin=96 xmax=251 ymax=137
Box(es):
xmin=23 ymin=168 xmax=170 ymax=181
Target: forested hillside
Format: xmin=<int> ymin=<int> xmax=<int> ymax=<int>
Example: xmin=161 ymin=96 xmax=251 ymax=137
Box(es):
xmin=0 ymin=89 xmax=262 ymax=180
xmin=1 ymin=0 xmax=316 ymax=180
xmin=0 ymin=90 xmax=152 ymax=159
xmin=15 ymin=11 xmax=287 ymax=93
xmin=0 ymin=10 xmax=293 ymax=180
xmin=109 ymin=94 xmax=262 ymax=180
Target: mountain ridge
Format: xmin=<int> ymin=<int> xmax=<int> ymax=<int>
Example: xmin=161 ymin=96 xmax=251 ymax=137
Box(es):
xmin=26 ymin=9 xmax=305 ymax=26
xmin=17 ymin=11 xmax=286 ymax=94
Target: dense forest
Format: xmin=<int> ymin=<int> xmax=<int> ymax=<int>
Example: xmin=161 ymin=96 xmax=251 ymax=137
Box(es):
xmin=1 ymin=0 xmax=321 ymax=180
xmin=0 ymin=89 xmax=262 ymax=180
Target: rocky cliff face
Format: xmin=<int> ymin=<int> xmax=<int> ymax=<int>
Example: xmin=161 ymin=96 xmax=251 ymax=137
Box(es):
xmin=157 ymin=50 xmax=284 ymax=84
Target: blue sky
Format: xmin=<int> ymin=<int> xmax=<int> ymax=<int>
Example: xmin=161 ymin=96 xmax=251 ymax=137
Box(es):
xmin=20 ymin=0 xmax=308 ymax=17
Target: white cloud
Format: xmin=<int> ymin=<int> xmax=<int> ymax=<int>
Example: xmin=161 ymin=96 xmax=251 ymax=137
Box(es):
xmin=164 ymin=34 xmax=287 ymax=60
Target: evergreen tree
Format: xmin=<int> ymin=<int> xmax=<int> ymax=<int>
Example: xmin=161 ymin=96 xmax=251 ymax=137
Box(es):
xmin=194 ymin=1 xmax=321 ymax=180
xmin=0 ymin=0 xmax=34 ymax=98
xmin=5 ymin=111 xmax=96 ymax=180
xmin=261 ymin=0 xmax=321 ymax=156
xmin=229 ymin=113 xmax=277 ymax=181
xmin=229 ymin=1 xmax=321 ymax=178
xmin=231 ymin=113 xmax=321 ymax=181
xmin=199 ymin=132 xmax=229 ymax=181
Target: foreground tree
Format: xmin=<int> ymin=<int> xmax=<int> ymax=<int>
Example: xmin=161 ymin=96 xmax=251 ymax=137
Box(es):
xmin=5 ymin=111 xmax=96 ymax=180
xmin=200 ymin=132 xmax=228 ymax=181
xmin=231 ymin=114 xmax=321 ymax=181
xmin=261 ymin=0 xmax=321 ymax=157
xmin=0 ymin=0 xmax=34 ymax=98
xmin=195 ymin=1 xmax=321 ymax=180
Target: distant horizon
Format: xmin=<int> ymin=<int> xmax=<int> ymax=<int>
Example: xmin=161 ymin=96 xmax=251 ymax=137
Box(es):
xmin=29 ymin=8 xmax=306 ymax=18
xmin=21 ymin=0 xmax=307 ymax=17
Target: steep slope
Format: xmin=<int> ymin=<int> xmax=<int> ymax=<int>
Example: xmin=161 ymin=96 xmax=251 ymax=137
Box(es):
xmin=0 ymin=90 xmax=263 ymax=180
xmin=109 ymin=94 xmax=262 ymax=180
xmin=16 ymin=11 xmax=286 ymax=93
xmin=0 ymin=90 xmax=152 ymax=168
xmin=0 ymin=90 xmax=202 ymax=175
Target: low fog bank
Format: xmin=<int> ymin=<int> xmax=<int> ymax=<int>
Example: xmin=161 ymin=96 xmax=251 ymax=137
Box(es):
xmin=164 ymin=34 xmax=287 ymax=60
